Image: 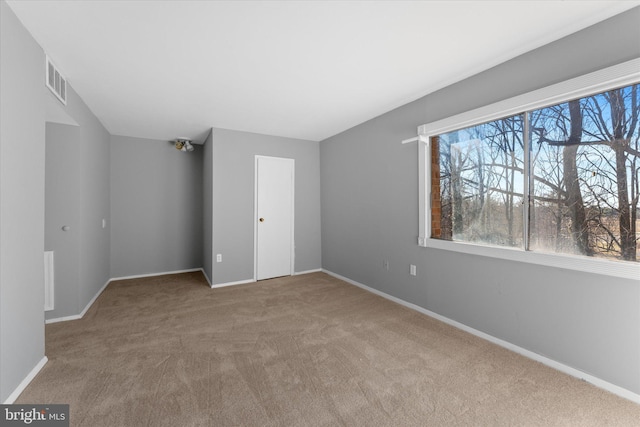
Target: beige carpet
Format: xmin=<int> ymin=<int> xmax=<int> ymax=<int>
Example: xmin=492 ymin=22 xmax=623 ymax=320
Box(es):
xmin=17 ymin=271 xmax=640 ymax=426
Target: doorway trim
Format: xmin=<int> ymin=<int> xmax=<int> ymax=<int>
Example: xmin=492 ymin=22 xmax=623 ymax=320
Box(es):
xmin=253 ymin=155 xmax=295 ymax=281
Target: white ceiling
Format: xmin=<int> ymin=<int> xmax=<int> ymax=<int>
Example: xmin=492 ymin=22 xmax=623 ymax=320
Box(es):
xmin=7 ymin=1 xmax=639 ymax=143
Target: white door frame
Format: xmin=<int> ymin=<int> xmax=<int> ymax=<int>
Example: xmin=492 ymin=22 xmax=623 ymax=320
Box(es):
xmin=253 ymin=155 xmax=295 ymax=280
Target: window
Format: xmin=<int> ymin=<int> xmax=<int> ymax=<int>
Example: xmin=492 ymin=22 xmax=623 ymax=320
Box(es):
xmin=431 ymin=114 xmax=525 ymax=248
xmin=529 ymin=87 xmax=639 ymax=261
xmin=416 ymin=59 xmax=640 ymax=279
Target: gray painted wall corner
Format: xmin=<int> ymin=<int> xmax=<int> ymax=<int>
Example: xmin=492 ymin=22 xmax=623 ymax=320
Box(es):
xmin=202 ymin=129 xmax=214 ymax=285
xmin=0 ymin=0 xmax=46 ymax=402
xmin=44 ymin=81 xmax=112 ymax=321
xmin=320 ymin=7 xmax=640 ymax=396
xmin=110 ymin=135 xmax=204 ymax=278
xmin=211 ymin=128 xmax=322 ymax=285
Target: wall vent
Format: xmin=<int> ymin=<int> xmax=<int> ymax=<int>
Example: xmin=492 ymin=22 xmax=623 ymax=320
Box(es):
xmin=46 ymin=56 xmax=67 ymax=105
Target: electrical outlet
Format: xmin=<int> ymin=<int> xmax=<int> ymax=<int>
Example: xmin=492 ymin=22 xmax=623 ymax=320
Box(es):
xmin=383 ymin=260 xmax=389 ymax=271
xmin=410 ymin=264 xmax=417 ymax=276
xmin=216 ymin=254 xmax=222 ymax=263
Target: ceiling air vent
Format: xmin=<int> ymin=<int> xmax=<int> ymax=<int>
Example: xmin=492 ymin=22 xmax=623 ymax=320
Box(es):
xmin=46 ymin=56 xmax=67 ymax=105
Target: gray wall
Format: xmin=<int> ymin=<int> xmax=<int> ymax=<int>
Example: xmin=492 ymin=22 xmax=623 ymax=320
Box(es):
xmin=320 ymin=7 xmax=640 ymax=396
xmin=212 ymin=128 xmax=321 ymax=285
xmin=0 ymin=0 xmax=46 ymax=402
xmin=202 ymin=130 xmax=214 ymax=284
xmin=44 ymin=122 xmax=81 ymax=320
xmin=73 ymin=88 xmax=111 ymax=312
xmin=44 ymin=83 xmax=111 ymax=322
xmin=110 ymin=135 xmax=203 ymax=278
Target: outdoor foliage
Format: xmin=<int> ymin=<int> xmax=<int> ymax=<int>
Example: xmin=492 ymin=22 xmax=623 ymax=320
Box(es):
xmin=435 ymin=83 xmax=639 ymax=262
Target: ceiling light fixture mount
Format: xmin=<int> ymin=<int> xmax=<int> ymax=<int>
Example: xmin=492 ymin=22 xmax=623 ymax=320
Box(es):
xmin=174 ymin=137 xmax=194 ymax=152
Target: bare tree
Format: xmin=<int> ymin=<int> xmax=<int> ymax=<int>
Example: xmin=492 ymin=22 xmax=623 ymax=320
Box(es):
xmin=433 ymin=84 xmax=638 ymax=262
xmin=562 ymin=100 xmax=593 ymax=256
xmin=583 ymin=86 xmax=639 ymax=260
xmin=535 ymin=85 xmax=639 ymax=261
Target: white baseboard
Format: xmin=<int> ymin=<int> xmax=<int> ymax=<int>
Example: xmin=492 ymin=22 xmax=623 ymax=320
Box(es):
xmin=45 ymin=314 xmax=82 ymax=324
xmin=200 ymin=268 xmax=212 ymax=287
xmin=78 ymin=278 xmax=110 ymax=318
xmin=45 ymin=269 xmax=320 ymax=323
xmin=46 ymin=269 xmax=206 ymax=324
xmin=25 ymin=268 xmax=223 ymax=404
xmin=45 ymin=278 xmax=110 ymax=324
xmin=3 ymin=356 xmax=48 ymax=404
xmin=211 ymin=270 xmax=322 ymax=288
xmin=210 ymin=278 xmax=255 ymax=289
xmin=294 ymin=268 xmax=323 ymax=275
xmin=109 ymin=268 xmax=202 ymax=282
xmin=322 ymin=269 xmax=640 ymax=405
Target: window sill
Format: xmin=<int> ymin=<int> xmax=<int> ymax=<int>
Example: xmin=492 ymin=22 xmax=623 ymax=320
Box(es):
xmin=420 ymin=237 xmax=640 ymax=280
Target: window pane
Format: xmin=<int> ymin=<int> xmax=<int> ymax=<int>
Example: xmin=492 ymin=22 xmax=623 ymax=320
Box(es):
xmin=433 ymin=115 xmax=525 ymax=247
xmin=529 ymin=84 xmax=639 ymax=262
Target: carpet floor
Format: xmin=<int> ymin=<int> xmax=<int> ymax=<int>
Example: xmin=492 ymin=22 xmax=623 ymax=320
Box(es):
xmin=16 ymin=271 xmax=640 ymax=426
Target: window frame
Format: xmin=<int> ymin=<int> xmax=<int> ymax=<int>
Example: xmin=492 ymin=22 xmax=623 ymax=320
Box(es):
xmin=416 ymin=58 xmax=640 ymax=280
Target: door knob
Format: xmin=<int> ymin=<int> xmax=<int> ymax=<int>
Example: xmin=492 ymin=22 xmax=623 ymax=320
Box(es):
xmin=259 ymin=218 xmax=265 ymax=222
